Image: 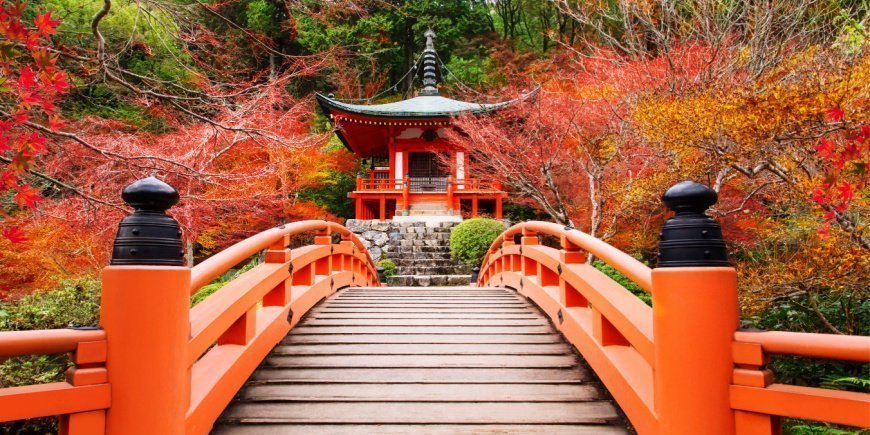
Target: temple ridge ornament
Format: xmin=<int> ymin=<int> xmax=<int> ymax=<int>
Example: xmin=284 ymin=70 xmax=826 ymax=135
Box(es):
xmin=657 ymin=181 xmax=729 ymax=267
xmin=420 ymin=29 xmax=439 ymax=96
xmin=111 ymin=176 xmax=185 ymax=266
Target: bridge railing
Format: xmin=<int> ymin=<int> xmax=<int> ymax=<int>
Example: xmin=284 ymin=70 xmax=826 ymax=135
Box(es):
xmin=477 ymin=182 xmax=870 ymax=435
xmin=0 ymin=328 xmax=109 ymax=432
xmin=0 ymin=177 xmax=381 ymax=435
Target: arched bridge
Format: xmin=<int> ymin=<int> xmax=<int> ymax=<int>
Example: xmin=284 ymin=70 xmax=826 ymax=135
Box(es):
xmin=1 ymin=178 xmax=868 ymax=434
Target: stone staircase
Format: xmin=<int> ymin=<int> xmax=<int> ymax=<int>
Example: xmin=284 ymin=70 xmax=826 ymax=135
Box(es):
xmin=388 ymin=221 xmax=472 ymax=286
xmin=346 ymin=219 xmax=472 ymax=287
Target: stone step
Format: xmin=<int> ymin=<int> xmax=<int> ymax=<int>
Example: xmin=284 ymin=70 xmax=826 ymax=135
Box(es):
xmin=393 ymin=239 xmax=449 ymax=248
xmin=393 ymin=259 xmax=457 ymax=267
xmin=391 ymin=233 xmax=452 ymax=241
xmin=400 ymin=227 xmax=453 ymax=235
xmin=389 ymin=275 xmax=473 ymax=287
xmin=399 ymin=246 xmax=450 ymax=253
xmin=396 ymin=266 xmax=473 ymax=276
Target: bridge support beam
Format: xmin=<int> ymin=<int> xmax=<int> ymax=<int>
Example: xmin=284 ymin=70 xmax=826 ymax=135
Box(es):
xmin=653 ymin=181 xmax=737 ymax=434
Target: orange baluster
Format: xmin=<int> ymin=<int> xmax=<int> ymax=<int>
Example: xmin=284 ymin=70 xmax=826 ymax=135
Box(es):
xmin=100 ymin=178 xmax=190 ymax=435
xmin=653 ymin=182 xmax=737 ymax=435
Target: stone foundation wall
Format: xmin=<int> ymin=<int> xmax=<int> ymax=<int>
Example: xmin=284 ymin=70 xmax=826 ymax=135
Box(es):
xmin=345 ymin=219 xmax=455 ymax=263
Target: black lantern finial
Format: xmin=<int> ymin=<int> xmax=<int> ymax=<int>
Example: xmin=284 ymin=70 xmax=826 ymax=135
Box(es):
xmin=470 ymin=266 xmax=480 ymax=284
xmin=376 ymin=266 xmax=386 ymax=285
xmin=657 ymin=181 xmax=729 ymax=267
xmin=111 ymin=177 xmax=185 ymax=266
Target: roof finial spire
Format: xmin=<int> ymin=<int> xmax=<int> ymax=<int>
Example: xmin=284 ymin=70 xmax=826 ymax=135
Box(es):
xmin=424 ymin=28 xmax=436 ymax=51
xmin=420 ymin=28 xmax=439 ymax=96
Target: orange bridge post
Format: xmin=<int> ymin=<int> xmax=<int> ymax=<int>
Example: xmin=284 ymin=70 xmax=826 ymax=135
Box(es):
xmin=100 ymin=177 xmax=190 ymax=435
xmin=652 ymin=181 xmax=738 ymax=434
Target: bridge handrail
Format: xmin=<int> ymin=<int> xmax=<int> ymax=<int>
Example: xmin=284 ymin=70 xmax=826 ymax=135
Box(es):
xmin=482 ymin=221 xmax=652 ymax=292
xmin=478 ymin=184 xmax=870 ymax=434
xmin=190 ymin=220 xmax=371 ymax=293
xmin=0 ymin=328 xmax=109 ymax=429
xmin=734 ymin=329 xmax=870 ymax=362
xmin=0 ymin=328 xmax=105 ymax=358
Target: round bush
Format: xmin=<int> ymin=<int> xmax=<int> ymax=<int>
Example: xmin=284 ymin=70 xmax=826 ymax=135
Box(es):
xmin=449 ymin=218 xmax=505 ymax=265
xmin=377 ymin=259 xmax=397 ymax=277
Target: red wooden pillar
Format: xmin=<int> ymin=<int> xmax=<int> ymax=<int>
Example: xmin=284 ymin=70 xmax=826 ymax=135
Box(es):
xmin=495 ymin=197 xmax=503 ymax=220
xmin=471 ymin=196 xmax=478 ymax=217
xmin=402 ymin=174 xmax=410 ymax=214
xmin=447 ymin=176 xmax=455 ymax=215
xmin=379 ymin=195 xmax=386 ymax=221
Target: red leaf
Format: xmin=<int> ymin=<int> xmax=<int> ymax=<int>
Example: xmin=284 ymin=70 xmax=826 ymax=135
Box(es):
xmin=1 ymin=226 xmax=27 ymax=244
xmin=48 ymin=114 xmax=63 ymax=131
xmin=17 ymin=66 xmax=35 ymax=89
xmin=836 ymin=183 xmax=854 ymax=202
xmin=0 ymin=171 xmax=17 ymax=188
xmin=826 ymin=106 xmax=845 ymax=122
xmin=34 ymin=11 xmax=60 ymax=37
xmin=815 ymin=138 xmax=835 ymax=159
xmin=13 ymin=183 xmax=41 ymax=208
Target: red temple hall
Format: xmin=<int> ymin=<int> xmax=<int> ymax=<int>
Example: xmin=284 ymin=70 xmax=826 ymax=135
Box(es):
xmin=318 ymin=30 xmax=532 ymax=222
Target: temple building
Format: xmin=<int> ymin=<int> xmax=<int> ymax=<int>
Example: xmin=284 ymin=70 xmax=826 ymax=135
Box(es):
xmin=317 ymin=30 xmax=534 ymax=221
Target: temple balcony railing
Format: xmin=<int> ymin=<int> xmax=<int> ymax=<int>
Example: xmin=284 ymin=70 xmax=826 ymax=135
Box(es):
xmin=355 ymin=177 xmax=503 ymax=193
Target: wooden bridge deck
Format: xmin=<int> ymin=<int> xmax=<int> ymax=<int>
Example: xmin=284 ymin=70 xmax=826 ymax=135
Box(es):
xmin=214 ymin=286 xmax=628 ymax=434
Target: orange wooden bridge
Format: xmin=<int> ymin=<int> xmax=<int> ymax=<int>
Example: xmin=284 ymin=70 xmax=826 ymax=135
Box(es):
xmin=1 ymin=178 xmax=868 ymax=434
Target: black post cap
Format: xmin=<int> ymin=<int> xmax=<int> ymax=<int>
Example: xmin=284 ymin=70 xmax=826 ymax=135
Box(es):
xmin=470 ymin=266 xmax=480 ymax=284
xmin=657 ymin=181 xmax=729 ymax=267
xmin=111 ymin=177 xmax=185 ymax=266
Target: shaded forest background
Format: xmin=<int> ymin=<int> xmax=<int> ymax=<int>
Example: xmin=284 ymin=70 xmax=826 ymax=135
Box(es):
xmin=0 ymin=2 xmax=867 ymax=431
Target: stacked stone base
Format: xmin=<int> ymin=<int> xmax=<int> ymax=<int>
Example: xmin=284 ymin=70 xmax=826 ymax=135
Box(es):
xmin=346 ymin=219 xmax=472 ymax=286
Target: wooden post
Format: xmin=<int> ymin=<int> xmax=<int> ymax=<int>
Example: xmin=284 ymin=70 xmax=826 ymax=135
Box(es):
xmin=653 ymin=181 xmax=737 ymax=435
xmin=471 ymin=196 xmax=478 ymax=217
xmin=101 ymin=177 xmax=189 ymax=435
xmin=447 ymin=175 xmax=454 ymax=215
xmin=495 ymin=197 xmax=503 ymax=220
xmin=402 ymin=174 xmax=410 ymax=215
xmin=379 ymin=195 xmax=386 ymax=221
xmin=559 ymin=235 xmax=587 ymax=307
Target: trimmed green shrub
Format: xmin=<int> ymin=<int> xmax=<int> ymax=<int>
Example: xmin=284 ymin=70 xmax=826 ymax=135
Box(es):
xmin=190 ymin=258 xmax=259 ymax=306
xmin=0 ymin=278 xmax=101 ymax=331
xmin=449 ymin=218 xmax=505 ymax=266
xmin=592 ymin=259 xmax=652 ymax=306
xmin=377 ymin=259 xmax=397 ymax=277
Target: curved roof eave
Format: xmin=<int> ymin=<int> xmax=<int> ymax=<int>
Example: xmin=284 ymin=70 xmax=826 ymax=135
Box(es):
xmin=316 ymin=86 xmax=539 ymax=119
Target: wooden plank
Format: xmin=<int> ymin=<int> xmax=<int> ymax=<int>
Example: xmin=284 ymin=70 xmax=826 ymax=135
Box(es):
xmin=240 ymin=383 xmax=600 ymax=402
xmin=288 ymin=326 xmax=553 ymax=335
xmin=312 ymin=308 xmax=533 ymax=313
xmin=281 ymin=333 xmax=564 ymax=344
xmin=271 ymin=343 xmax=571 ymax=355
xmin=335 ymin=294 xmax=518 ymax=298
xmin=329 ymin=302 xmax=529 ymax=309
xmin=250 ymin=367 xmax=589 ymax=383
xmin=299 ymin=318 xmax=548 ymax=326
xmin=213 ymin=424 xmax=628 ymax=435
xmin=264 ymin=354 xmax=578 ymax=368
xmin=339 ymin=294 xmax=512 ymax=297
xmin=347 ymin=287 xmax=505 ymax=291
xmin=330 ymin=296 xmax=523 ymax=305
xmin=219 ymin=401 xmax=619 ymax=424
xmin=310 ymin=312 xmax=539 ymax=319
